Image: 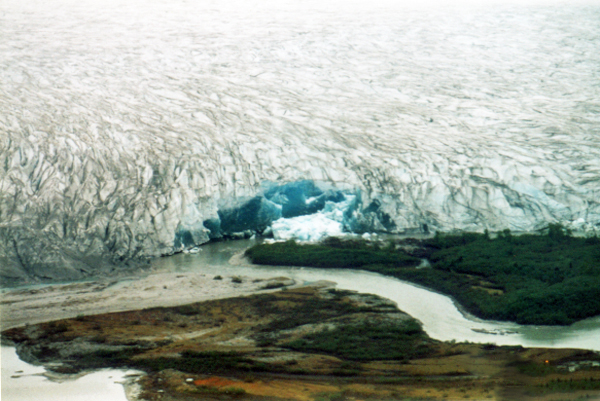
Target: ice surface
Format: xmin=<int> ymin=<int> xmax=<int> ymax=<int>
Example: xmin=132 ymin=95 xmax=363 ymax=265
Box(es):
xmin=1 ymin=0 xmax=600 ymax=282
xmin=272 ymin=214 xmax=344 ymax=242
xmin=205 ymin=183 xmax=375 ymax=241
xmin=271 ymin=194 xmax=356 ymax=241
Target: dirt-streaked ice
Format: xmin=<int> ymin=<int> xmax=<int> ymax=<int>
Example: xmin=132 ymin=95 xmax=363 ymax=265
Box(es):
xmin=1 ymin=0 xmax=599 ymax=282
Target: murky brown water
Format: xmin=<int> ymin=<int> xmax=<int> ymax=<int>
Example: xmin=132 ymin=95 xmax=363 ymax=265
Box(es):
xmin=153 ymin=239 xmax=600 ymax=351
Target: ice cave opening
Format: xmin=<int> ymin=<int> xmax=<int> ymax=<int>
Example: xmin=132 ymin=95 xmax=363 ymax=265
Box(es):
xmin=174 ymin=180 xmax=397 ymax=252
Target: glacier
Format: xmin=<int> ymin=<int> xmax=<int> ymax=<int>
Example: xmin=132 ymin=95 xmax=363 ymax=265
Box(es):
xmin=270 ymin=191 xmax=356 ymax=241
xmin=1 ymin=0 xmax=600 ymax=284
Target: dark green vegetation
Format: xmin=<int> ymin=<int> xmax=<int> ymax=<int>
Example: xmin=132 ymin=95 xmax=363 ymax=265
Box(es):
xmin=245 ymin=225 xmax=600 ymax=325
xmin=285 ymin=320 xmax=432 ymax=362
xmin=66 ymin=349 xmax=271 ymax=374
xmin=511 ymin=360 xmax=558 ymax=377
xmin=134 ymin=351 xmax=271 ymax=374
xmin=540 ymin=378 xmax=600 ymax=391
xmin=254 ymin=289 xmax=387 ymax=333
xmin=245 ymin=237 xmax=420 ymax=269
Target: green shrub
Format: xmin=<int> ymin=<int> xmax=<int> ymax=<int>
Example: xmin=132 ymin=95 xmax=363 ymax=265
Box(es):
xmin=285 ymin=320 xmax=433 ymax=361
xmin=175 ymin=305 xmax=200 ymax=316
xmin=541 ymin=378 xmax=600 ymax=391
xmin=245 ymin=240 xmax=420 ymax=269
xmin=130 ymin=351 xmax=271 ymax=374
xmin=246 ymin=227 xmax=600 ymax=325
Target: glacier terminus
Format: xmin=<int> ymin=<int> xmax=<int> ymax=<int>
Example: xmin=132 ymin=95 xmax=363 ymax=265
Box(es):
xmin=1 ymin=0 xmax=599 ymax=284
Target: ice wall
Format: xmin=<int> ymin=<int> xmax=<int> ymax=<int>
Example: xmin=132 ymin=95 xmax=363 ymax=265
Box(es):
xmin=1 ymin=0 xmax=600 ymax=284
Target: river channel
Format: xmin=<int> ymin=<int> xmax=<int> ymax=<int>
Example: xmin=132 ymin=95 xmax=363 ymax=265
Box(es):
xmin=3 ymin=238 xmax=600 ymax=400
xmin=152 ymin=239 xmax=600 ymax=351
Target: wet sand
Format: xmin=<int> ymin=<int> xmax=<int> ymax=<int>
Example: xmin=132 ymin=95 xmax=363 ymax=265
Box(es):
xmin=0 ymin=272 xmax=295 ymax=331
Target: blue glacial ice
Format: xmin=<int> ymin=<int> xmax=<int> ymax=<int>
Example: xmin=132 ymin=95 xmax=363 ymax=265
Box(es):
xmin=198 ymin=181 xmax=390 ymax=242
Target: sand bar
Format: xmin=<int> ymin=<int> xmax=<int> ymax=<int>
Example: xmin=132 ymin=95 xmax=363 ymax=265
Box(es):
xmin=0 ymin=272 xmax=295 ymax=331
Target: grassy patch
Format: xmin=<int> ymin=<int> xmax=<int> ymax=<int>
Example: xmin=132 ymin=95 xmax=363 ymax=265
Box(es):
xmin=67 ymin=348 xmax=271 ymax=375
xmin=132 ymin=351 xmax=271 ymax=374
xmin=510 ymin=360 xmax=557 ymax=377
xmin=285 ymin=320 xmax=434 ymax=361
xmin=174 ymin=305 xmax=201 ymax=316
xmin=540 ymin=378 xmax=600 ymax=391
xmin=314 ymin=392 xmax=346 ymax=401
xmin=253 ymin=290 xmax=373 ymax=333
xmin=70 ymin=348 xmax=141 ymax=370
xmin=193 ymin=386 xmax=247 ymax=396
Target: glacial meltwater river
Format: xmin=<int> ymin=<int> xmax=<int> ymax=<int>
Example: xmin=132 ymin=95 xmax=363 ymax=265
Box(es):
xmin=3 ymin=238 xmax=600 ymax=400
xmin=153 ymin=239 xmax=600 ymax=351
xmin=3 ymin=0 xmax=600 ymax=398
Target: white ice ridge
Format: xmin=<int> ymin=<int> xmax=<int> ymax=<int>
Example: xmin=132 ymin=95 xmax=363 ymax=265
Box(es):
xmin=1 ymin=0 xmax=600 ymax=282
xmin=272 ymin=214 xmax=344 ymax=242
xmin=272 ymin=195 xmax=355 ymax=242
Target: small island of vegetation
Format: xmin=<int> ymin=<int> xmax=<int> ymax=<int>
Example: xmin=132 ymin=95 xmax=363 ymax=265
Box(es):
xmin=245 ymin=224 xmax=600 ymax=325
